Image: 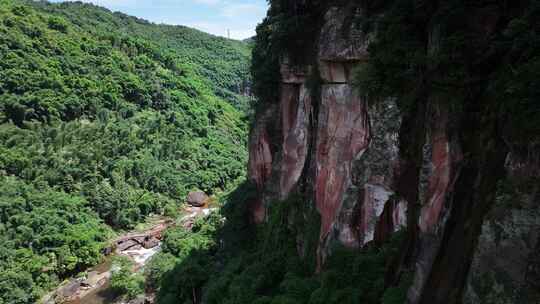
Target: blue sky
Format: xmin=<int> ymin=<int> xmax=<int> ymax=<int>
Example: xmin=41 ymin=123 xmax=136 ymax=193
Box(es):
xmin=50 ymin=0 xmax=269 ymax=40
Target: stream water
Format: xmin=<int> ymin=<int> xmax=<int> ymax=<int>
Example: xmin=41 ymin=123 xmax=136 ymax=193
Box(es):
xmin=123 ymin=245 xmax=161 ymax=265
xmin=64 ymin=281 xmax=115 ymax=304
xmin=47 ymin=213 xmax=200 ymax=304
xmin=62 ymin=256 xmax=116 ymax=304
xmin=64 ymin=244 xmax=161 ymax=304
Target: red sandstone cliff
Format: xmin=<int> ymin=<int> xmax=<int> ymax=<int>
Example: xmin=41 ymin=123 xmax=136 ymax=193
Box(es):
xmin=248 ymin=5 xmax=406 ymax=265
xmin=248 ymin=2 xmax=539 ymax=304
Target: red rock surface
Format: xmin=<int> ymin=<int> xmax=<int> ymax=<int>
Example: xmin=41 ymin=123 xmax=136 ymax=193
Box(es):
xmin=247 ymin=106 xmax=275 ymax=223
xmin=419 ymin=112 xmax=451 ymax=233
xmin=319 ymin=61 xmax=355 ymax=83
xmin=418 ymin=106 xmax=464 ymax=234
xmin=247 ymin=5 xmax=405 ymax=261
xmin=246 ymin=6 xmax=403 ymax=256
xmin=245 ymin=3 xmax=532 ymax=303
xmin=315 ymin=85 xmax=370 ymax=240
xmin=279 ymin=84 xmax=311 ymax=199
xmin=248 ymin=128 xmax=272 ymax=190
xmin=248 ymin=129 xmax=272 ymax=223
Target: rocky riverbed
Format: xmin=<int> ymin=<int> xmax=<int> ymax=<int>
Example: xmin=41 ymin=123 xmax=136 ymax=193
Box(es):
xmin=41 ymin=221 xmax=168 ymax=304
xmin=42 ymin=204 xmax=214 ymax=304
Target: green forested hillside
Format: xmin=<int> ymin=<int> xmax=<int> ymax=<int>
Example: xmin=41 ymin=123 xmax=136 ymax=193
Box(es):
xmin=0 ymin=0 xmax=250 ymax=302
xmin=29 ymin=0 xmax=253 ymax=112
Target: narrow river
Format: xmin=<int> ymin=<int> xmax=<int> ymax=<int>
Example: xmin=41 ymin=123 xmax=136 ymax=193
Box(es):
xmin=68 ymin=255 xmax=115 ymax=304
xmin=65 ymin=246 xmax=162 ymax=304
xmin=44 ymin=222 xmax=167 ymax=304
xmin=67 ymin=246 xmax=161 ymax=304
xmin=45 ymin=208 xmax=208 ymax=304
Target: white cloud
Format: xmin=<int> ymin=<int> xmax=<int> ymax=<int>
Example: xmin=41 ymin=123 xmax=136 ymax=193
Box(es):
xmin=50 ymin=0 xmax=267 ymax=40
xmin=221 ymin=3 xmax=265 ymax=18
xmin=228 ymin=28 xmax=256 ymax=40
xmin=182 ymin=1 xmax=266 ymax=39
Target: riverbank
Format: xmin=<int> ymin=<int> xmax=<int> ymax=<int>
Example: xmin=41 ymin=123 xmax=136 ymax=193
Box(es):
xmin=42 ymin=205 xmax=215 ymax=304
xmin=40 ymin=216 xmax=168 ymax=304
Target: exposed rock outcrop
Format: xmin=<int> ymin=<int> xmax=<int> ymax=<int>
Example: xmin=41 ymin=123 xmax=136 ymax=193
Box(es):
xmin=248 ymin=2 xmax=539 ymax=304
xmin=113 ymin=221 xmax=169 ymax=253
xmin=314 ymin=84 xmax=370 ymax=247
xmin=279 ymin=62 xmax=311 ymax=200
xmin=247 ymin=98 xmax=280 ymax=223
xmin=247 ymin=5 xmax=404 ymax=263
xmin=464 ymin=150 xmax=540 ymax=304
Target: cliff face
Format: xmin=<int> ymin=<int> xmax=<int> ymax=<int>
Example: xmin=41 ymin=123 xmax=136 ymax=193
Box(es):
xmin=248 ymin=6 xmax=406 ymax=258
xmin=248 ymin=1 xmax=539 ymax=304
xmin=464 ymin=151 xmax=540 ymax=303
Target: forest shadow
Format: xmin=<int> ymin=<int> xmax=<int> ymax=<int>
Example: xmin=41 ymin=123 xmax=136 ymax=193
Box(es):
xmin=150 ymin=181 xmax=258 ymax=304
xmin=150 ymin=182 xmax=408 ymax=304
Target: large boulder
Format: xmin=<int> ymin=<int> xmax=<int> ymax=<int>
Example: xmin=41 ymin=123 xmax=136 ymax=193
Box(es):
xmin=116 ymin=239 xmax=139 ymax=252
xmin=186 ymin=191 xmax=209 ymax=207
xmin=142 ymin=236 xmax=160 ymax=249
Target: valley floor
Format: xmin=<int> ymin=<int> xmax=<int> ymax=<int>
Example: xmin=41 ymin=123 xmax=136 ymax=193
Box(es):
xmin=43 ymin=205 xmax=214 ymax=304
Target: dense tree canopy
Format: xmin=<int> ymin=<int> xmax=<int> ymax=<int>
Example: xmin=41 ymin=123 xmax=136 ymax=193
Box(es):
xmin=0 ymin=0 xmax=251 ymax=302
